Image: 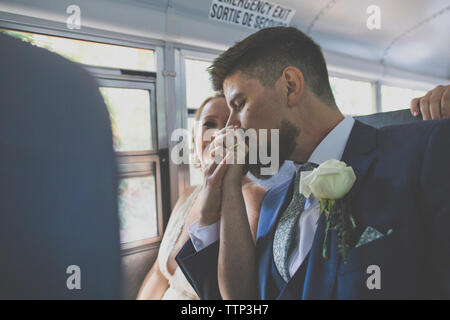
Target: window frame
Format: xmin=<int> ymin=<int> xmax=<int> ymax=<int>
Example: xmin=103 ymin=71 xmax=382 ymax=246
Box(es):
xmin=117 ymin=154 xmax=164 ymax=251
xmin=93 ymin=68 xmax=158 ymax=155
xmin=95 ymin=71 xmax=164 ymax=250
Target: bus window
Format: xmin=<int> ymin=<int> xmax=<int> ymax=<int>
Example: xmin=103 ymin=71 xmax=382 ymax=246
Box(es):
xmin=184 ymin=58 xmax=215 ymax=186
xmin=381 ymin=85 xmax=426 ymax=112
xmin=0 ymin=29 xmax=156 ymax=71
xmin=99 ymin=88 xmax=153 ymax=152
xmin=98 ymin=79 xmax=159 ymax=248
xmin=185 ymin=59 xmax=216 ymax=114
xmin=329 ymin=76 xmax=375 ymax=116
xmin=99 ymin=87 xmax=159 ymax=245
xmin=118 ymin=174 xmax=158 ymax=243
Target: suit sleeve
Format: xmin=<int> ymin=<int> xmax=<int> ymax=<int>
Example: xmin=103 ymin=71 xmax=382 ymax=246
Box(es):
xmin=175 ymin=239 xmax=222 ymax=300
xmin=420 ymin=119 xmax=450 ymax=298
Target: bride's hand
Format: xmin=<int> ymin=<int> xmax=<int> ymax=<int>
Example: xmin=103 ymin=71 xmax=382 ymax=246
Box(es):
xmin=211 ymin=126 xmax=248 ymax=186
xmin=197 ymin=144 xmax=230 ymax=227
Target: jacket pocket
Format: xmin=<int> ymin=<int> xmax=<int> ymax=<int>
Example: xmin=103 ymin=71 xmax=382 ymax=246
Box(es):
xmin=338 ymin=227 xmax=401 ymax=275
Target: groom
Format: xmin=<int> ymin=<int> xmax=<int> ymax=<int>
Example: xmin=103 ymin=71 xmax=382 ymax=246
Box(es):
xmin=176 ymin=27 xmax=450 ymax=299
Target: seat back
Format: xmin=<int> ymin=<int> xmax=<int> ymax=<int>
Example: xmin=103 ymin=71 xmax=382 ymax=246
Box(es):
xmin=121 ymin=246 xmax=160 ymax=299
xmin=0 ymin=34 xmax=121 ymax=299
xmin=355 ymin=109 xmax=421 ymax=128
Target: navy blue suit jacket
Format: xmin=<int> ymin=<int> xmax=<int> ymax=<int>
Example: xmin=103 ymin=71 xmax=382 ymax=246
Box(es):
xmin=176 ymin=119 xmax=450 ymax=299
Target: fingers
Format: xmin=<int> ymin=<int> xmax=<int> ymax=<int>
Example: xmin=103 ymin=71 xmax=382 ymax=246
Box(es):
xmin=441 ymin=86 xmax=450 ymax=118
xmin=204 ymin=143 xmax=231 ymax=177
xmin=212 ymin=126 xmax=244 ymax=149
xmin=429 ymin=86 xmax=445 ymax=120
xmin=213 ymin=128 xmax=248 ymax=166
xmin=230 ymin=129 xmax=248 ymax=164
xmin=202 ymin=152 xmax=231 ymax=190
xmin=412 ymin=85 xmax=450 ymax=120
xmin=209 ymin=145 xmax=227 ymax=164
xmin=203 ymin=157 xmax=218 ymax=176
xmin=410 ymin=97 xmax=420 ymax=117
xmin=202 ymin=126 xmax=235 ymax=167
xmin=211 ymin=125 xmax=235 ymax=143
xmin=420 ymin=92 xmax=432 ymax=120
xmin=211 ymin=152 xmax=232 ymax=181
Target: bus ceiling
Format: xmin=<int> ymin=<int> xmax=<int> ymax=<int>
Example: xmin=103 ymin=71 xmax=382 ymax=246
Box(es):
xmin=0 ymin=0 xmax=448 ymax=82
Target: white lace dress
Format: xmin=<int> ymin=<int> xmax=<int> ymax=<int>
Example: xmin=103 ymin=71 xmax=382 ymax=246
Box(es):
xmin=158 ymin=186 xmax=201 ymax=300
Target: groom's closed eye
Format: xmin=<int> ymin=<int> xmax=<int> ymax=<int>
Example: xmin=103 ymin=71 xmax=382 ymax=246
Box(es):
xmin=229 ymin=93 xmax=245 ymax=109
xmin=232 ymin=100 xmax=245 ymax=111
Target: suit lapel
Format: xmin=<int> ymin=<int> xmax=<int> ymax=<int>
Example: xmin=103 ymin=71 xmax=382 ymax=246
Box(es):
xmin=277 ymin=251 xmax=310 ymax=299
xmin=302 ymin=120 xmax=378 ymax=299
xmin=341 ymin=120 xmax=378 ymax=203
xmin=256 ymin=171 xmax=296 ymax=242
xmin=256 ymin=171 xmax=296 ymax=299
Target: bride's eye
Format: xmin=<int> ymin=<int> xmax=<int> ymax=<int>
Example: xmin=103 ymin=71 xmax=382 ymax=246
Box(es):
xmin=203 ymin=121 xmax=217 ymax=129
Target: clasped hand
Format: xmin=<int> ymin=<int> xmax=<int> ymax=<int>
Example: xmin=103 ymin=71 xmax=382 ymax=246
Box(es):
xmin=197 ymin=126 xmax=249 ymax=227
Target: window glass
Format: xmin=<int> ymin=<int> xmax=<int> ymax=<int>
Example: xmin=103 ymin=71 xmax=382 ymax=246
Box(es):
xmin=185 ymin=58 xmax=216 ymax=185
xmin=118 ymin=175 xmax=158 ymax=243
xmin=329 ymin=77 xmax=374 ymax=116
xmin=381 ymin=85 xmax=426 ymax=112
xmin=99 ymin=87 xmax=152 ymax=152
xmin=1 ymin=29 xmax=156 ymax=71
xmin=185 ymin=59 xmax=215 ymax=110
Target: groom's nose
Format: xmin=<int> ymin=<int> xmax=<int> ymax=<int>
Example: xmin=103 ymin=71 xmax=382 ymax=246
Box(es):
xmin=225 ymin=110 xmax=241 ymax=128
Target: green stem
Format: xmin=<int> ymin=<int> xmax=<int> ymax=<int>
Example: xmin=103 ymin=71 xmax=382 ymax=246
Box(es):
xmin=322 ymin=220 xmax=331 ymax=259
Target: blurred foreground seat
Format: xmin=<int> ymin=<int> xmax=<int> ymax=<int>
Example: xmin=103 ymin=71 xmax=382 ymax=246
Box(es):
xmin=0 ymin=34 xmax=121 ymax=299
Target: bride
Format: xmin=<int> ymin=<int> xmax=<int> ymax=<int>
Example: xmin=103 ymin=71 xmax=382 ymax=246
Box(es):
xmin=136 ymin=93 xmax=266 ymax=300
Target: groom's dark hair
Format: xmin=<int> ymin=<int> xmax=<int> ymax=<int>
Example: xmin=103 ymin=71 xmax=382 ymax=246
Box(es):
xmin=209 ymin=26 xmax=336 ymax=106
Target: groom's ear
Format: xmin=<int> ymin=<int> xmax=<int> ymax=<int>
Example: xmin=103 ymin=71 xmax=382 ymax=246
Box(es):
xmin=282 ymin=66 xmax=305 ymax=107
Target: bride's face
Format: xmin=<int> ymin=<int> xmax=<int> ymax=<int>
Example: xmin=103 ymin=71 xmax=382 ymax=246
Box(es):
xmin=194 ymin=97 xmax=230 ymax=168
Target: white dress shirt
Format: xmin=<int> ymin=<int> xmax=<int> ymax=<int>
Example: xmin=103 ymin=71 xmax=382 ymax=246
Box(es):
xmin=188 ymin=116 xmax=356 ymax=279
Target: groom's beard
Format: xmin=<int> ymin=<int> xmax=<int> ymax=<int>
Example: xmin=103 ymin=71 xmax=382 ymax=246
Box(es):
xmin=246 ymin=119 xmax=299 ymax=180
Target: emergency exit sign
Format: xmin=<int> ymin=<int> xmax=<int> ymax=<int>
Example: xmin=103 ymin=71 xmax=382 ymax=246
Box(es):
xmin=209 ymin=0 xmax=296 ymax=31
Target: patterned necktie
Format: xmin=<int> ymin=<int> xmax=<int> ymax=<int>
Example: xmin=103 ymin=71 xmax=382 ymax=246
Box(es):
xmin=273 ymin=162 xmax=318 ymax=282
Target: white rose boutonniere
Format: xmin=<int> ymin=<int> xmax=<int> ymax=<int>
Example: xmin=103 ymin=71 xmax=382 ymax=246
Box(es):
xmin=300 ymin=159 xmax=357 ymax=261
xmin=300 ymin=159 xmax=356 ymax=200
